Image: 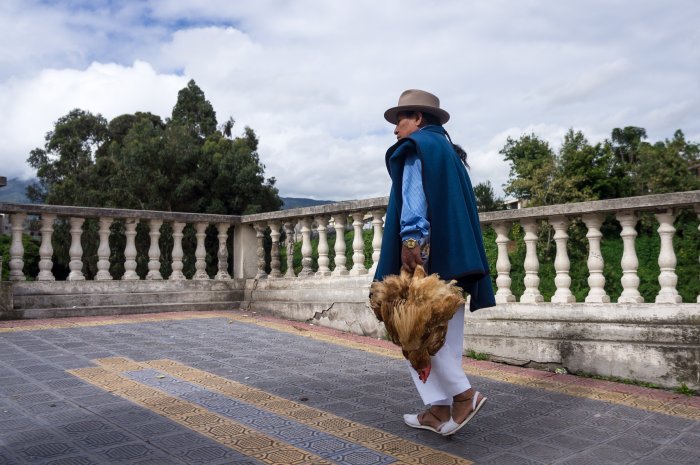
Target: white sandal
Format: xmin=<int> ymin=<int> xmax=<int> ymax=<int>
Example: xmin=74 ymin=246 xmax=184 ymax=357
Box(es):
xmin=440 ymin=391 xmax=487 ymax=436
xmin=403 ymin=408 xmax=447 ymax=434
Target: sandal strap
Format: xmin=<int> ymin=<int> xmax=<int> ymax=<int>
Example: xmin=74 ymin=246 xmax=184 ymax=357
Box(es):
xmin=423 ymin=407 xmax=442 ymax=422
xmin=453 ymin=391 xmax=481 ymax=408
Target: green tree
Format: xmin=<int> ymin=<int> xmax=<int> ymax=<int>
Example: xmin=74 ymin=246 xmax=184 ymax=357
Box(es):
xmin=558 ymin=129 xmax=628 ymax=202
xmin=25 ymin=80 xmax=282 ymax=279
xmin=634 ymin=130 xmax=700 ymax=195
xmin=473 ymin=181 xmax=503 ymax=212
xmin=27 ymin=109 xmax=109 ymax=205
xmin=501 ymin=134 xmax=557 ymax=206
xmin=611 ymin=126 xmax=647 ymax=165
xmin=170 ymin=79 xmax=218 ymax=138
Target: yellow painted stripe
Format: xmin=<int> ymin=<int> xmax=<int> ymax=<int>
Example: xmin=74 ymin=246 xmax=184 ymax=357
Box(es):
xmin=92 ymin=357 xmax=471 ymax=465
xmin=69 ymin=362 xmax=335 ymax=465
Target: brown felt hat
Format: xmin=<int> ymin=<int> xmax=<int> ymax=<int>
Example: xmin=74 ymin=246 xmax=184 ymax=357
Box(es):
xmin=384 ymin=89 xmax=450 ymax=125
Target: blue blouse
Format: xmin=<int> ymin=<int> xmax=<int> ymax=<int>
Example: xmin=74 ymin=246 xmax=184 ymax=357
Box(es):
xmin=400 ymin=153 xmax=430 ymax=241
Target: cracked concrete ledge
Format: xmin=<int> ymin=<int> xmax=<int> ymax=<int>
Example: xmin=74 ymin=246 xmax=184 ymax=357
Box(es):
xmin=244 ymin=275 xmax=383 ymax=337
xmin=465 ymin=304 xmax=700 ymax=390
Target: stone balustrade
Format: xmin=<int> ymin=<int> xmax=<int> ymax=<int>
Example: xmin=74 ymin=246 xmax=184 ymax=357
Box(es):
xmin=0 ymin=203 xmax=237 ymax=282
xmin=478 ymin=190 xmax=700 ymax=304
xmin=236 ymin=190 xmax=700 ymax=305
xmin=240 ymin=197 xmax=388 ymax=281
xmin=3 ymin=191 xmax=700 ymax=301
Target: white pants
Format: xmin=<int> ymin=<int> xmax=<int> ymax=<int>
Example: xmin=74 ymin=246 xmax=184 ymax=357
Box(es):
xmin=407 ymin=305 xmax=471 ymax=406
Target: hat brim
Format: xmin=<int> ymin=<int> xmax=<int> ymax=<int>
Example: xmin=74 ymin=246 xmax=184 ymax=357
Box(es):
xmin=384 ymin=105 xmax=450 ymax=125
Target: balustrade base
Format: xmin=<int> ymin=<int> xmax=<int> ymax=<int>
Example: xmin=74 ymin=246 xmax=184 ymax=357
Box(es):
xmin=4 ymin=280 xmax=245 ymax=320
xmin=464 ymin=303 xmax=700 ymax=390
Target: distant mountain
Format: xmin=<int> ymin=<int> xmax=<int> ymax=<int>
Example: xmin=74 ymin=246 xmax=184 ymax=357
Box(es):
xmin=280 ymin=197 xmax=334 ymax=210
xmin=0 ymin=177 xmax=33 ymax=203
xmin=0 ymin=178 xmax=335 ymax=211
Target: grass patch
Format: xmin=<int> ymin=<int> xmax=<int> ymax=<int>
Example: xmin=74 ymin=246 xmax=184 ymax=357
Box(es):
xmin=467 ymin=350 xmax=489 ymax=361
xmin=575 ymin=371 xmax=663 ymax=390
xmin=675 ymin=383 xmax=697 ymax=396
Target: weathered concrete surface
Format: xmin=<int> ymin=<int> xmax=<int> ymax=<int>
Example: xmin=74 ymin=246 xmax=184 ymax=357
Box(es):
xmin=242 ymin=275 xmax=385 ymax=338
xmin=464 ymin=303 xmax=700 ymax=390
xmin=5 ymin=274 xmax=700 ymax=389
xmin=5 ymin=280 xmax=245 ymax=320
xmin=0 ymin=282 xmax=13 ymax=316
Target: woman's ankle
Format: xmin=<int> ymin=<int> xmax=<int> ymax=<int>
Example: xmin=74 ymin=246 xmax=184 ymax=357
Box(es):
xmin=453 ymin=388 xmax=475 ymax=402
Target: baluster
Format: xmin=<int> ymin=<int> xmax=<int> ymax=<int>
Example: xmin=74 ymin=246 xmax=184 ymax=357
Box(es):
xmin=122 ymin=218 xmax=139 ymax=280
xmin=8 ymin=213 xmax=26 ymax=281
xmin=331 ymin=215 xmax=348 ymax=276
xmin=315 ymin=216 xmax=331 ymax=277
xmin=283 ymin=222 xmax=296 ymax=278
xmin=349 ymin=212 xmax=367 ymax=276
xmin=550 ymin=216 xmax=575 ymax=303
xmin=493 ymin=222 xmax=515 ymax=303
xmin=95 ymin=217 xmax=113 ymax=280
xmin=369 ymin=210 xmax=384 ymax=274
xmin=169 ymin=222 xmax=186 ymax=280
xmin=520 ymin=219 xmax=543 ymax=303
xmin=193 ymin=222 xmax=209 ymax=280
xmin=253 ymin=222 xmax=268 ymax=279
xmin=67 ymin=217 xmax=85 ymax=281
xmin=146 ymin=219 xmax=163 ymax=280
xmin=267 ymin=221 xmax=282 ymax=279
xmin=215 ymin=223 xmax=232 ymax=280
xmin=583 ymin=213 xmax=610 ymax=303
xmin=37 ymin=214 xmax=56 ymax=281
xmin=616 ymin=211 xmax=643 ymax=303
xmin=655 ymin=210 xmax=681 ymax=303
xmin=298 ymin=218 xmax=313 ymax=277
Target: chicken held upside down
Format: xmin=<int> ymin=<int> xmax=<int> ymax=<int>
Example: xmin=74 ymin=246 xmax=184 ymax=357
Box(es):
xmin=369 ymin=265 xmax=465 ymax=383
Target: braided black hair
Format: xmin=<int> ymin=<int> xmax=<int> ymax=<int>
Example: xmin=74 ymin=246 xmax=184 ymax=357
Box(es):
xmin=418 ymin=112 xmax=469 ymax=167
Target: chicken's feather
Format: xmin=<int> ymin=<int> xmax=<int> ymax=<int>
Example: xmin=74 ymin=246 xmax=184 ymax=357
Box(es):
xmin=369 ymin=265 xmax=465 ymax=373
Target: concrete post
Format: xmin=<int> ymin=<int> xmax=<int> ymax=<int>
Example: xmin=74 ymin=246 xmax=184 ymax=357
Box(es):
xmin=331 ymin=215 xmax=348 ymax=276
xmin=9 ymin=213 xmax=26 ymax=281
xmin=67 ymin=217 xmax=85 ymax=281
xmin=349 ymin=212 xmax=367 ymax=276
xmin=267 ymin=221 xmax=282 ymax=279
xmin=493 ymin=222 xmax=516 ymax=303
xmin=146 ymin=219 xmax=163 ymax=280
xmin=169 ymin=222 xmax=186 ymax=280
xmin=37 ymin=214 xmax=56 ymax=281
xmin=233 ymin=223 xmax=259 ymax=279
xmin=616 ymin=211 xmax=643 ymax=303
xmin=655 ymin=210 xmax=681 ymax=303
xmin=520 ymin=219 xmax=543 ymax=303
xmin=95 ymin=217 xmax=113 ymax=281
xmin=122 ymin=219 xmax=139 ymax=280
xmin=583 ymin=213 xmax=610 ymax=303
xmin=550 ymin=216 xmax=575 ymax=303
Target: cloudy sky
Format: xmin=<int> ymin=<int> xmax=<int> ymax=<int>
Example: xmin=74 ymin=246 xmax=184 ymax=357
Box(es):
xmin=1 ymin=0 xmax=698 ymax=201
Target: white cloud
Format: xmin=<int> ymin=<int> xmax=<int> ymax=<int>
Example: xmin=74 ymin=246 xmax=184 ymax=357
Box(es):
xmin=1 ymin=0 xmax=699 ymax=202
xmin=0 ymin=61 xmax=187 ymax=178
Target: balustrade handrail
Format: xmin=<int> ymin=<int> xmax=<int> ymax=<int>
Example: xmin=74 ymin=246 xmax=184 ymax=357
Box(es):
xmin=241 ymin=197 xmax=389 ymax=223
xmin=4 ymin=190 xmax=699 ymax=226
xmin=0 ymin=202 xmax=239 ymax=224
xmin=480 ymin=190 xmax=700 ymax=223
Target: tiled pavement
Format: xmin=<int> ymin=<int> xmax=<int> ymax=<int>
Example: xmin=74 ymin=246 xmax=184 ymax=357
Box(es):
xmin=0 ymin=311 xmax=699 ymax=465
